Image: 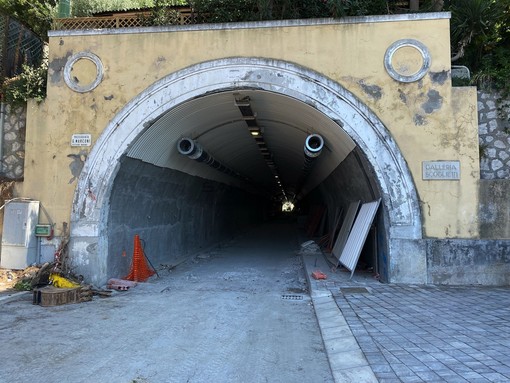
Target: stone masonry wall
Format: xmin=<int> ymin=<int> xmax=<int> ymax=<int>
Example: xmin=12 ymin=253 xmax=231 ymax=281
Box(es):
xmin=478 ymin=91 xmax=510 ymax=179
xmin=1 ymin=103 xmax=26 ymax=180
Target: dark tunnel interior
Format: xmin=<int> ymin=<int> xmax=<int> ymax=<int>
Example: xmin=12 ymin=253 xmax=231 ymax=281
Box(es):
xmin=106 ymin=90 xmax=387 ymax=282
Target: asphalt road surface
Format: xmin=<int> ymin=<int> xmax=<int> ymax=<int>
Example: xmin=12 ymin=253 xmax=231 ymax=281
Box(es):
xmin=0 ymin=221 xmax=334 ymax=383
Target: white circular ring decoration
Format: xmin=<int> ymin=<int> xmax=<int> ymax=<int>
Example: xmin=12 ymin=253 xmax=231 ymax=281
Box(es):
xmin=384 ymin=39 xmax=431 ymax=83
xmin=64 ymin=52 xmax=104 ymax=93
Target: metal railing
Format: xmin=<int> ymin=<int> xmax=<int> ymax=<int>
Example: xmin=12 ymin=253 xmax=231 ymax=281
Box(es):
xmin=0 ymin=15 xmax=44 ymax=80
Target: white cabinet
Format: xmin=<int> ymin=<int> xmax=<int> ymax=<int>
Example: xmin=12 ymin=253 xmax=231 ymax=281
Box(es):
xmin=1 ymin=201 xmax=40 ymax=269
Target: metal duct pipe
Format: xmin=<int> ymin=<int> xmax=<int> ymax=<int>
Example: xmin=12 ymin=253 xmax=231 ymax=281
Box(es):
xmin=177 ymin=137 xmax=241 ymax=179
xmin=303 ymin=134 xmax=324 ymax=171
xmin=291 ymin=134 xmax=325 ymax=201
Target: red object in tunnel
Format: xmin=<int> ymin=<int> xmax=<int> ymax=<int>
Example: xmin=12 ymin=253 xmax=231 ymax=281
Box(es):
xmin=124 ymin=235 xmax=156 ymax=282
xmin=311 ymin=270 xmax=327 ymax=280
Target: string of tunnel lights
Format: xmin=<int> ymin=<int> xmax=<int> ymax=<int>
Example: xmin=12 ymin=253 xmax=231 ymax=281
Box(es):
xmin=234 ymin=94 xmax=288 ymax=201
xmin=176 ymin=94 xmax=325 ymax=212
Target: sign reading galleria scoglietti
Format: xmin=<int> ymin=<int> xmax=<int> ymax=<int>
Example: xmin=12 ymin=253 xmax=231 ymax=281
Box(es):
xmin=422 ymin=161 xmax=460 ymax=180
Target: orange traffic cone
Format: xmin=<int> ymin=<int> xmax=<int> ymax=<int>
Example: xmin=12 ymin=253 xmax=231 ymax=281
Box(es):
xmin=124 ymin=235 xmax=155 ymax=282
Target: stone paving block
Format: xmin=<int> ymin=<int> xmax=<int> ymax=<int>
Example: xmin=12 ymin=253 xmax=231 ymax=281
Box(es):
xmin=407 ymin=362 xmax=431 ymax=373
xmin=415 ymin=370 xmax=442 ymax=381
xmin=331 ymin=365 xmax=377 ymax=383
xmin=370 ymin=364 xmax=393 ymax=373
xmin=482 ymin=372 xmax=510 ymax=382
xmin=467 ymin=378 xmax=492 ymax=383
xmin=364 ymin=352 xmax=387 ymax=365
xmin=399 ymin=375 xmax=423 ymax=383
xmin=390 ymin=363 xmax=416 ymax=377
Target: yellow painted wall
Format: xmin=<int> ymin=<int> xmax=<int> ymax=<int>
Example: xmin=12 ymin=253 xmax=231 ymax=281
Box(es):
xmin=17 ymin=16 xmax=480 ymax=238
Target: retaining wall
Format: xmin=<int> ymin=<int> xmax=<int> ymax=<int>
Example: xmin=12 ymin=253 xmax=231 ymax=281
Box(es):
xmin=0 ymin=104 xmax=26 ymax=180
xmin=478 ymin=91 xmax=510 ymax=179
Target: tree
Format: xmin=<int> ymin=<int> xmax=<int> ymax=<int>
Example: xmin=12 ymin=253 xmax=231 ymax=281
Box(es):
xmin=0 ymin=0 xmax=58 ymax=38
xmin=71 ymin=0 xmax=158 ymax=17
xmin=448 ymin=0 xmax=510 ymax=93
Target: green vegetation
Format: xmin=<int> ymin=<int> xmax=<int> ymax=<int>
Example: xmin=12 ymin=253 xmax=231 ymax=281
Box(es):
xmin=2 ymin=63 xmax=48 ymax=107
xmin=0 ymin=0 xmax=508 ymax=105
xmin=13 ymin=279 xmax=32 ymax=291
xmin=0 ymin=0 xmax=58 ymax=37
xmin=449 ymin=0 xmax=510 ymax=94
xmin=71 ymin=0 xmax=187 ymax=17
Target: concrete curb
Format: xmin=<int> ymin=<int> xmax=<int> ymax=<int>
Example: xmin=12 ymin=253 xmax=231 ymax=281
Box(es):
xmin=301 ymin=252 xmax=378 ymax=383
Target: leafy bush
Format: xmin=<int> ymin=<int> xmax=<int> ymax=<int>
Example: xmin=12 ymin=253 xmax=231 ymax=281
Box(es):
xmin=2 ymin=63 xmax=48 ymax=107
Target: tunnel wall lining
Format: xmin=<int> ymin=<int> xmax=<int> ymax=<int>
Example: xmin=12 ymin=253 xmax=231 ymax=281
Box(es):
xmin=107 ymin=157 xmax=265 ymax=279
xmin=69 ymin=58 xmax=423 ymax=286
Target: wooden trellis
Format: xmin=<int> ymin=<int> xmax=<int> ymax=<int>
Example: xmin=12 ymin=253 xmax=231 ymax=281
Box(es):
xmin=53 ymin=10 xmax=207 ymax=31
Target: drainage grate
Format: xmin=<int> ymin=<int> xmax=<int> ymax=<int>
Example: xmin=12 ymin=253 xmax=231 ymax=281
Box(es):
xmin=281 ymin=294 xmax=304 ymax=300
xmin=340 ymin=287 xmax=370 ymax=295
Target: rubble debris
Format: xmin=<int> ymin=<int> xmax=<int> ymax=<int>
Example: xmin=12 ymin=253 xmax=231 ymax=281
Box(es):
xmin=298 ymin=240 xmax=321 ymax=255
xmin=31 ymin=263 xmax=52 ymax=288
xmin=1 ymin=265 xmax=43 ymax=291
xmin=311 ymin=270 xmax=327 ymax=280
xmin=107 ymin=278 xmax=137 ymax=291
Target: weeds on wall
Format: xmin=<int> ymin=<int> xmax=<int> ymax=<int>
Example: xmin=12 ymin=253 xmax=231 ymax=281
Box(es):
xmin=479 ymin=143 xmax=488 ymax=159
xmin=0 ymin=179 xmax=15 ymax=208
xmin=1 ymin=62 xmax=48 ymax=108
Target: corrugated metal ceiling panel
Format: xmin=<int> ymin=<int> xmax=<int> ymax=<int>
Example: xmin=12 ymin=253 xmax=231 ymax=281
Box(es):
xmin=127 ymin=90 xmax=355 ymax=198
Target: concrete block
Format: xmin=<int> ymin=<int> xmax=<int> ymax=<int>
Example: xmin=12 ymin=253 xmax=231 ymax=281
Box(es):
xmin=326 ymin=336 xmax=361 ymax=353
xmin=388 ymin=238 xmax=427 ymax=284
xmin=328 ymin=348 xmax=369 ymax=369
xmin=321 ymin=324 xmax=354 ymax=341
xmin=331 ymin=366 xmax=378 ymax=383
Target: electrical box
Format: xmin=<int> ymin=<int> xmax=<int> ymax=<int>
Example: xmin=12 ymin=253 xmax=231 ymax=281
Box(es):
xmin=35 ymin=224 xmax=52 ymax=237
xmin=1 ymin=200 xmax=40 ymax=269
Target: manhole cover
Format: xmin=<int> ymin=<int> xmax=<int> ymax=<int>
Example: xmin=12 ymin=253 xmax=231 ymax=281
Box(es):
xmin=281 ymin=294 xmax=304 ymax=300
xmin=340 ymin=287 xmax=370 ymax=295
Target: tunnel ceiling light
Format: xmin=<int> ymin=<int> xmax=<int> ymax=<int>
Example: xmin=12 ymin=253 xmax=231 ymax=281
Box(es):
xmin=234 ymin=93 xmax=288 ymax=200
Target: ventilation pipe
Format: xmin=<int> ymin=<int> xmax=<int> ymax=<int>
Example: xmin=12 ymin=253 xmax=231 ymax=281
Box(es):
xmin=291 ymin=134 xmax=324 ymax=201
xmin=177 ymin=137 xmax=241 ymax=179
xmin=303 ymin=134 xmax=324 ymax=173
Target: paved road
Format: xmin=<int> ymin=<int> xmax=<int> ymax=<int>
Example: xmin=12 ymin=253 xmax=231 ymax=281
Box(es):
xmin=0 ymin=222 xmax=333 ymax=383
xmin=2 ymin=220 xmax=510 ymax=383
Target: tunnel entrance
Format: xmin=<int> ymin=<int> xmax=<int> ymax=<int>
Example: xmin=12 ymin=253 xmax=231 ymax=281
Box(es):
xmin=70 ymin=58 xmax=423 ymax=286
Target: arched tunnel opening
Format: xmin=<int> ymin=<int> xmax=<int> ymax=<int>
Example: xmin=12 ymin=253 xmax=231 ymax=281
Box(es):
xmin=105 ymin=89 xmax=387 ymax=282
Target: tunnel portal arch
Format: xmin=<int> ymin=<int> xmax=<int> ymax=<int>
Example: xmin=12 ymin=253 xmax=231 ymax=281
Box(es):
xmin=70 ymin=57 xmax=423 ymax=285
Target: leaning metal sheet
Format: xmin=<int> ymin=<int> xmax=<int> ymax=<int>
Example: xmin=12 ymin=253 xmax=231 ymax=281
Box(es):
xmin=339 ymin=199 xmax=381 ymax=278
xmin=332 ymin=200 xmax=360 ymax=265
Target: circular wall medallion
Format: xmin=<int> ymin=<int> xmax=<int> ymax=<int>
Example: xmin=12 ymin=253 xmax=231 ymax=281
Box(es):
xmin=384 ymin=39 xmax=431 ymax=83
xmin=64 ymin=52 xmax=104 ymax=93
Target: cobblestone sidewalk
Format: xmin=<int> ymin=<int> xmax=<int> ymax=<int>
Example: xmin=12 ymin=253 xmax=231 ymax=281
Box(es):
xmin=332 ymin=283 xmax=510 ymax=383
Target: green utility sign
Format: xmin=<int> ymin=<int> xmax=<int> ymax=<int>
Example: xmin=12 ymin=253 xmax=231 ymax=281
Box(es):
xmin=35 ymin=224 xmax=52 ymax=237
